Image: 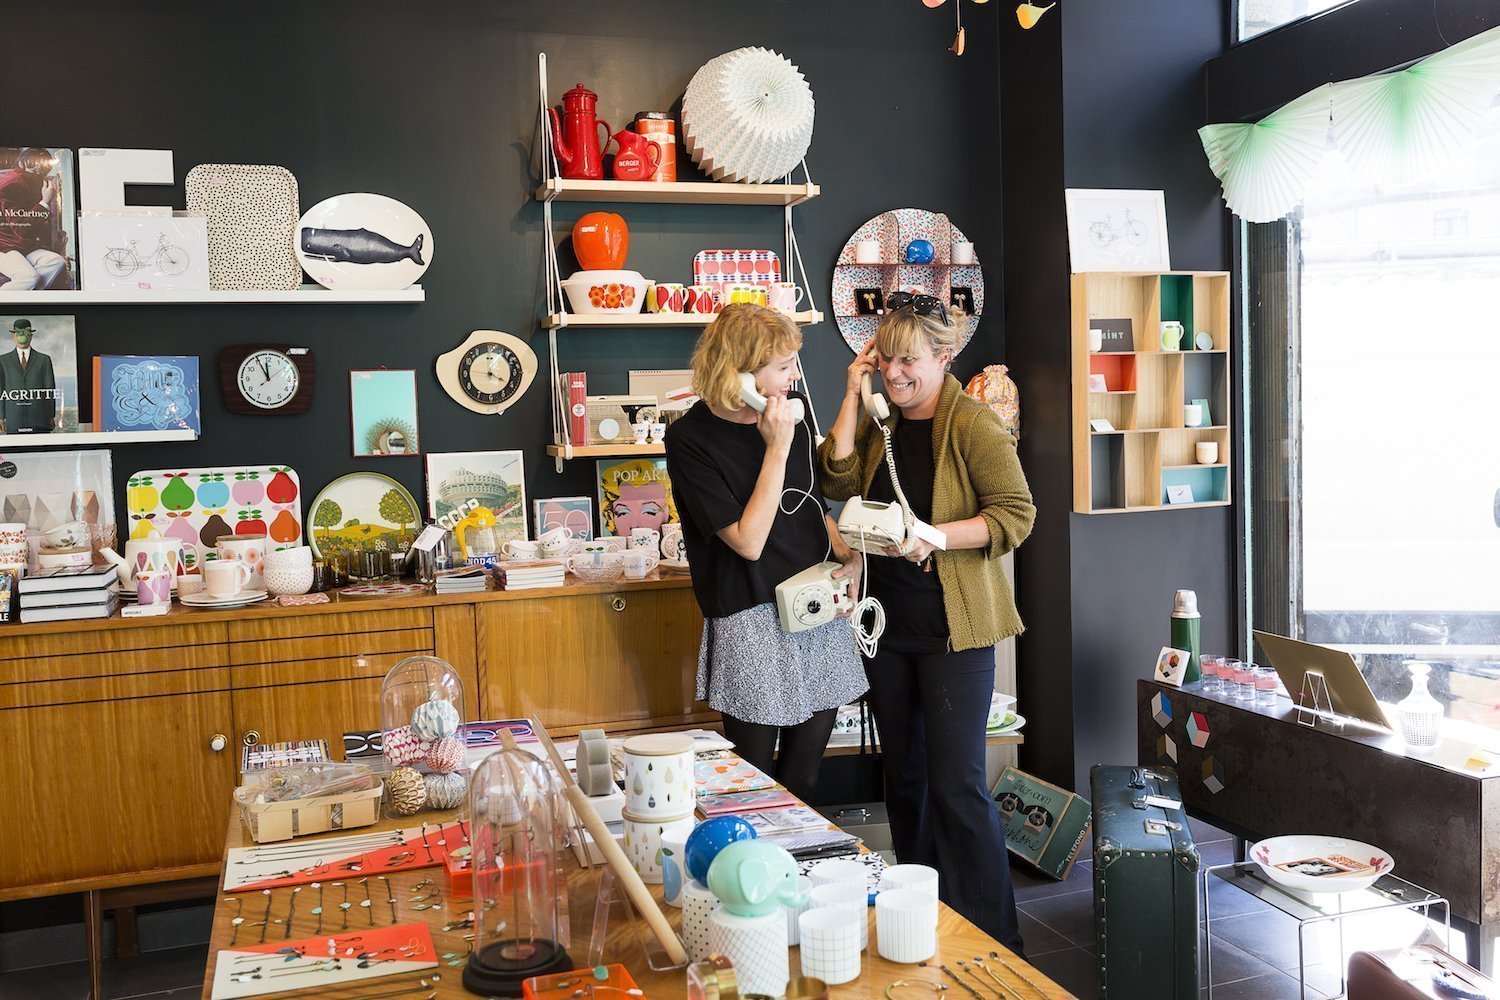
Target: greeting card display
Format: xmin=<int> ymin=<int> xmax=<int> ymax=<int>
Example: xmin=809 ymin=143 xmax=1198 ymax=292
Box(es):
xmin=126 ymin=465 xmax=303 ymax=567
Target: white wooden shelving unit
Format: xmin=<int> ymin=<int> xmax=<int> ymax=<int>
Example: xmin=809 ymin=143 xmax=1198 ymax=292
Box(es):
xmin=0 ymin=285 xmax=424 ymax=306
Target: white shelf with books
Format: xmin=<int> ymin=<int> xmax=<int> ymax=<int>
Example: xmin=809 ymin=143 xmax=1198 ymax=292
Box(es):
xmin=0 ymin=285 xmax=424 ymax=306
xmin=0 ymin=428 xmax=197 ymax=448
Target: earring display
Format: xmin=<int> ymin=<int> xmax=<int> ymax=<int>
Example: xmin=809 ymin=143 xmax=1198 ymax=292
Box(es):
xmin=210 ymin=924 xmax=438 ymax=999
xmin=221 ymin=821 xmax=469 ymax=891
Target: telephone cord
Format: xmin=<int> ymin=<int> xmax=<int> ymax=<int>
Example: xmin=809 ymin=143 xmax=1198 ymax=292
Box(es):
xmin=849 ymin=527 xmax=886 ymax=658
xmin=879 ymin=419 xmax=917 ymax=554
xmin=777 ymin=404 xmax=833 ymax=565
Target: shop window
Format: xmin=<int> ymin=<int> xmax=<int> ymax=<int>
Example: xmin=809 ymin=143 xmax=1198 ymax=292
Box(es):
xmin=1237 ymin=0 xmax=1362 ymax=42
xmin=1247 ymin=102 xmax=1500 ymax=748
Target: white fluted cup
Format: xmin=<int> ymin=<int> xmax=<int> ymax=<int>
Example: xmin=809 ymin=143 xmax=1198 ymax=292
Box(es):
xmin=784 ymin=875 xmax=814 ymax=946
xmin=808 ymin=858 xmax=866 ymax=889
xmin=876 ymin=888 xmax=939 ymax=963
xmin=809 ymin=882 xmax=868 ymax=952
xmin=798 ymin=907 xmax=862 ymax=985
xmin=879 ymin=863 xmax=939 ymax=898
xmin=708 ymin=908 xmax=788 ymax=998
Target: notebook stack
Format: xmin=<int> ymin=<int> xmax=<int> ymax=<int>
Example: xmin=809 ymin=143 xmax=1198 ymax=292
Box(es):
xmin=18 ymin=565 xmax=121 ymax=623
xmin=433 ymin=565 xmax=489 ymax=595
xmin=491 ymin=559 xmax=566 ymax=591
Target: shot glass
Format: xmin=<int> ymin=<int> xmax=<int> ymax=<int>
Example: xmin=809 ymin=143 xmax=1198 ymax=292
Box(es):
xmin=1221 ymin=658 xmax=1242 ymax=699
xmin=1234 ymin=660 xmax=1257 ymax=701
xmin=1199 ymin=654 xmax=1222 ymax=694
xmin=1254 ymin=664 xmax=1279 ymax=706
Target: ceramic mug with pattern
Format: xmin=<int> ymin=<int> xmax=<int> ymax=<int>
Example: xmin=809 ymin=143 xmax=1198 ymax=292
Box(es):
xmin=217 ymin=533 xmax=267 ymax=591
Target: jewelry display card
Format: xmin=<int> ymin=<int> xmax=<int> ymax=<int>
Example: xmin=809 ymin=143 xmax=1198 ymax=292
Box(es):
xmin=211 ymin=923 xmax=437 ymax=999
xmin=223 ymin=822 xmax=466 ymax=892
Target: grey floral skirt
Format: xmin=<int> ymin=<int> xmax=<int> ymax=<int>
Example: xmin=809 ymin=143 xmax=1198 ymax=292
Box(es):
xmin=697 ymin=602 xmax=868 ymax=727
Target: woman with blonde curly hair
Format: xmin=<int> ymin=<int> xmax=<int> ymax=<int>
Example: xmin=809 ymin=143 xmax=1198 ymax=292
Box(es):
xmin=664 ymin=304 xmax=865 ymax=799
xmin=818 ymin=293 xmax=1035 ymax=953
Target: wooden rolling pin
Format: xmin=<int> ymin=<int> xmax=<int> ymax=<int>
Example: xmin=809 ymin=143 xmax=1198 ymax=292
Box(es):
xmin=503 ymin=727 xmax=689 ymax=966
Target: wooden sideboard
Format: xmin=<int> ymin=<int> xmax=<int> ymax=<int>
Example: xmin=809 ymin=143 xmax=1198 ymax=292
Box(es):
xmin=0 ymin=577 xmax=705 ymax=901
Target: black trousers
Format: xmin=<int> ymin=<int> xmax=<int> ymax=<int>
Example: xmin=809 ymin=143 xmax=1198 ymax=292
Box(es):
xmin=864 ymin=643 xmax=1024 ymax=954
xmin=720 ymin=708 xmax=839 ymax=804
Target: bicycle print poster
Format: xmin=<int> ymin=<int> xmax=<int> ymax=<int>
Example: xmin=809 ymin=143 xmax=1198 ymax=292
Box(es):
xmin=1064 ymin=188 xmax=1171 ymax=273
xmin=78 ymin=211 xmax=209 ymax=291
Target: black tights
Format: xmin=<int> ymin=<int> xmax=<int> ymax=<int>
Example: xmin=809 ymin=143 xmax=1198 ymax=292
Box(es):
xmin=720 ymin=708 xmax=838 ymax=804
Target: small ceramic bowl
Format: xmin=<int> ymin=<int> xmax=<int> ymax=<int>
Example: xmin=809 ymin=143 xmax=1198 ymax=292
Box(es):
xmin=561 ymin=270 xmax=649 ymax=315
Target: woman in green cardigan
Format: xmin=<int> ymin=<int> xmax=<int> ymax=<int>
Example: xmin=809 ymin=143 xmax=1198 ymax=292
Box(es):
xmin=817 ymin=293 xmax=1035 ymax=953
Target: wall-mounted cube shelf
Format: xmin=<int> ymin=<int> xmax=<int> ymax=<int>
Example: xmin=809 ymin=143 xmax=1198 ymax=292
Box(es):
xmin=1071 ymin=271 xmax=1232 ymax=514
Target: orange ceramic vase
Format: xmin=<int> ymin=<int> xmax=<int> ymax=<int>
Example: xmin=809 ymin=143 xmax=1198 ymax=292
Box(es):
xmin=572 ymin=212 xmax=629 ymax=270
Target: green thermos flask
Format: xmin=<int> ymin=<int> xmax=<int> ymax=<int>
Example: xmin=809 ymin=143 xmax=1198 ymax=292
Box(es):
xmin=1172 ymin=589 xmax=1201 ymax=683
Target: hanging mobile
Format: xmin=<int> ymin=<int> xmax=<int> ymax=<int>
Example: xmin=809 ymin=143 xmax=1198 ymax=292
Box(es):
xmin=226 ymin=897 xmax=245 ymax=947
xmin=259 ymin=889 xmax=274 ymax=945
xmin=377 ymin=875 xmax=397 ymax=923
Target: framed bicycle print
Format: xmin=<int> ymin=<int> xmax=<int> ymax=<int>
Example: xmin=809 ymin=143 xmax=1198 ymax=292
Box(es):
xmin=1064 ymin=189 xmax=1170 ymax=273
xmin=77 ymin=211 xmax=209 ymax=291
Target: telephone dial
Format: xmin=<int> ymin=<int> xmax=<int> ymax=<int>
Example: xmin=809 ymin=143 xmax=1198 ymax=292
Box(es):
xmin=774 ymin=562 xmax=852 ymax=632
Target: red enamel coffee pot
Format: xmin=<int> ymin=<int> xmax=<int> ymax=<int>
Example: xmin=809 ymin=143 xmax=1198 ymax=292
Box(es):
xmin=547 ymin=82 xmax=611 ymax=180
xmin=610 ymin=129 xmax=660 ymax=182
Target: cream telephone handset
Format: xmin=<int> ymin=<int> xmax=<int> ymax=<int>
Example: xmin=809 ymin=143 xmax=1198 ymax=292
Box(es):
xmin=738 ymin=371 xmax=805 ymax=422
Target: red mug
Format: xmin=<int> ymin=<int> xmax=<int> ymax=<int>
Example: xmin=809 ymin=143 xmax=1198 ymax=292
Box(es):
xmin=685 ymin=285 xmax=716 ymax=315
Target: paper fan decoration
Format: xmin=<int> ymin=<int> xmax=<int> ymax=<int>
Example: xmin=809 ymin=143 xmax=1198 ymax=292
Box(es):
xmin=1198 ymin=86 xmax=1331 ymax=223
xmin=1333 ymin=26 xmax=1500 ymax=188
xmin=682 ymin=47 xmax=815 ymax=183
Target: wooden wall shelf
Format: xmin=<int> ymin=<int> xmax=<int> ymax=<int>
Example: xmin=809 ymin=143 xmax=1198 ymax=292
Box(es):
xmin=1071 ymin=271 xmax=1233 ymax=514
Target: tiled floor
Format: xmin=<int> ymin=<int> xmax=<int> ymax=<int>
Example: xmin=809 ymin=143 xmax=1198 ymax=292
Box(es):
xmin=1009 ymin=816 xmax=1453 ymax=999
xmin=0 ymin=817 xmax=1452 ymax=999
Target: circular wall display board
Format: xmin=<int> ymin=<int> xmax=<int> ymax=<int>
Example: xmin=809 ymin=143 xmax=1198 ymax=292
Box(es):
xmin=296 ymin=192 xmax=432 ymax=291
xmin=831 ymin=208 xmax=984 ymax=355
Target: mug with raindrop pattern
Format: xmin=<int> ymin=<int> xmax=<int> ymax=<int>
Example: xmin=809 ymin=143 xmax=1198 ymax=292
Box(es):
xmin=622 ymin=732 xmax=696 ymax=817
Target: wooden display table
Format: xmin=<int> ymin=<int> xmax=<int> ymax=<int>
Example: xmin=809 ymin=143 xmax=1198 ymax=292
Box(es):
xmin=202 ymin=804 xmax=1070 ymax=999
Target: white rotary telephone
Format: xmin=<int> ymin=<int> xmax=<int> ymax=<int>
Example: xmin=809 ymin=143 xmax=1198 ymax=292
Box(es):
xmin=836 ymin=374 xmax=947 ymax=554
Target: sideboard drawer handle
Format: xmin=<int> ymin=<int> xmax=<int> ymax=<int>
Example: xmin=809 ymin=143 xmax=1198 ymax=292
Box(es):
xmin=610 ymin=596 xmax=627 ymax=613
xmin=210 ymin=734 xmax=227 ymax=752
xmin=242 ymin=730 xmax=261 ymax=747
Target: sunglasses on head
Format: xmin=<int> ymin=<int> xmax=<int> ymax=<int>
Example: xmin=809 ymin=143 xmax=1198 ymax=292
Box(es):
xmin=884 ymin=291 xmax=950 ymax=324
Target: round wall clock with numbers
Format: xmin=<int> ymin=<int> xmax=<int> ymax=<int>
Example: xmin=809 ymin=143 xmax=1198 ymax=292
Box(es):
xmin=435 ymin=330 xmax=537 ymax=415
xmin=217 ymin=344 xmax=316 ymax=415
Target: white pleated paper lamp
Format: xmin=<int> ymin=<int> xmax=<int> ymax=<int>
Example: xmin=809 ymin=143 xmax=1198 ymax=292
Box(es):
xmin=683 ymin=47 xmax=815 ymax=184
xmin=1198 ymin=86 xmax=1331 ymax=223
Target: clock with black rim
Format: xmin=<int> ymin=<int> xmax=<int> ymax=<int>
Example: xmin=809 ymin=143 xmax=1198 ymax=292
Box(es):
xmin=436 ymin=330 xmax=536 ymax=415
xmin=218 ymin=344 xmax=316 ymax=415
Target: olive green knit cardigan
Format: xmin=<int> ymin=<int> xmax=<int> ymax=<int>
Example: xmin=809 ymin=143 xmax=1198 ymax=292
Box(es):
xmin=816 ymin=374 xmax=1035 ymax=652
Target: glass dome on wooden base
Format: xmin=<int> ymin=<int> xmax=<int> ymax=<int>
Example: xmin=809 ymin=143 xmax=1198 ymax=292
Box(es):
xmin=379 ymin=654 xmax=468 ymax=819
xmin=464 ymin=747 xmax=573 ymax=996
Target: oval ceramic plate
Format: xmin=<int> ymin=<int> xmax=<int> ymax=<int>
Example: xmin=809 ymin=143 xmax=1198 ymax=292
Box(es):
xmin=180 ymin=590 xmax=269 ymax=608
xmin=306 ymin=472 xmax=421 ymax=560
xmin=1249 ymin=835 xmax=1394 ymax=895
xmin=296 ymin=193 xmax=433 ymax=291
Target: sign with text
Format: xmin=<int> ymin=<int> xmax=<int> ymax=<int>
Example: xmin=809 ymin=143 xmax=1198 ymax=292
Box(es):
xmin=992 ymin=765 xmax=1092 ymax=880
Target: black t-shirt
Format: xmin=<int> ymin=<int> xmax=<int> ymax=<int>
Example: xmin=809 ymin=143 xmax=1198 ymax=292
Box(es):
xmin=664 ymin=394 xmax=831 ymax=619
xmin=867 ymin=417 xmax=949 ymax=650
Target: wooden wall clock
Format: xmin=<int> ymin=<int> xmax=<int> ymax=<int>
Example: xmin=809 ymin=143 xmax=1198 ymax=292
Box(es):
xmin=218 ymin=344 xmax=316 ymax=415
xmin=435 ymin=330 xmax=536 ymax=415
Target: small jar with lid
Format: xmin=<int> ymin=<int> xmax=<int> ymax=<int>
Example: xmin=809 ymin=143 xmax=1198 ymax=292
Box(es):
xmin=633 ymin=111 xmax=677 ymax=183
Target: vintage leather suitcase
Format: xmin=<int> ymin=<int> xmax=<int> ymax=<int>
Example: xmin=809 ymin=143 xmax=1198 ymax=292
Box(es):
xmin=1091 ymin=764 xmax=1200 ymax=999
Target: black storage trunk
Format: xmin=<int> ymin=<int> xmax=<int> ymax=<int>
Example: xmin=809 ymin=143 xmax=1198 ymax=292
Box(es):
xmin=1091 ymin=764 xmax=1200 ymax=999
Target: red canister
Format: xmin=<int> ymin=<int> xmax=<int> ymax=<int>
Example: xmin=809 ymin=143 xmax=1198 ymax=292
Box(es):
xmin=633 ymin=111 xmax=676 ymax=183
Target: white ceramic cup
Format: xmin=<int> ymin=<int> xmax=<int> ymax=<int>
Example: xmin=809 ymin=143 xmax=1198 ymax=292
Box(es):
xmin=649 ymin=421 xmax=667 ymax=444
xmin=217 ymin=533 xmax=267 ymax=590
xmin=660 ymin=524 xmax=685 ymax=560
xmin=798 ymin=907 xmax=862 ymax=985
xmin=632 ymin=421 xmax=651 ymax=445
xmin=538 ymin=526 xmax=573 ymax=558
xmin=43 ymin=520 xmax=89 ymax=549
xmin=1183 ymin=403 xmax=1204 ymax=428
xmin=503 ymin=539 xmax=541 ymax=560
xmin=879 ymin=863 xmax=939 ymax=898
xmin=769 ymin=282 xmax=804 ymax=313
xmin=135 ymin=568 xmax=172 ymax=607
xmin=622 ymin=550 xmax=649 ymax=580
xmin=629 ymin=527 xmax=660 ymax=553
xmin=951 ymin=240 xmax=976 ymax=265
xmin=1088 ymin=328 xmax=1104 ymax=353
xmin=809 ymin=858 xmax=867 ymax=889
xmin=176 ymin=574 xmax=205 ymax=598
xmin=854 ymin=240 xmax=882 ymax=264
xmin=204 ymin=559 xmax=253 ymax=598
xmin=809 ymin=882 xmax=868 ymax=951
xmin=661 ymin=827 xmax=693 ymax=908
xmin=875 ymin=888 xmax=938 ymax=963
xmin=784 ymin=875 xmax=815 ymax=946
xmin=1196 ymin=441 xmax=1220 ymax=465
